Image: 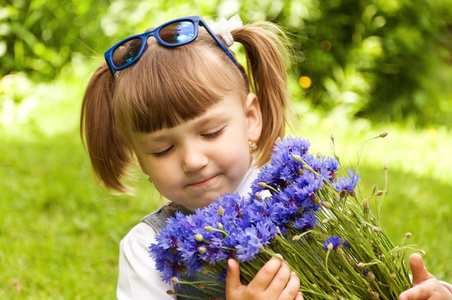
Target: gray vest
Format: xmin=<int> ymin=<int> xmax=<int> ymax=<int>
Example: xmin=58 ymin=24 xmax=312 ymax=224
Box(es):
xmin=141 ymin=202 xmax=225 ymax=300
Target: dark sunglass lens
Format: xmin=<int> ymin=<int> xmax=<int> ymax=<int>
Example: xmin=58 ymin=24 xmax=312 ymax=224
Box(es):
xmin=159 ymin=21 xmax=195 ymax=44
xmin=112 ymin=38 xmax=143 ymax=68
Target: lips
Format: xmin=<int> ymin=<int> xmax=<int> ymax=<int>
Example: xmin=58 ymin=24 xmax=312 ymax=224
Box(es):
xmin=186 ymin=175 xmax=218 ymax=188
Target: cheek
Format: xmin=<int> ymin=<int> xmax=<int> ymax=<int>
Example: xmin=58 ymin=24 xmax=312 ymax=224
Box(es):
xmin=145 ymin=159 xmax=174 ymax=184
xmin=217 ymin=135 xmax=251 ymax=171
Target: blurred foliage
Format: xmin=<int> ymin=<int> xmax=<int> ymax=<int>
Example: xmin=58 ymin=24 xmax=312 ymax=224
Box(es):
xmin=1 ymin=0 xmax=452 ymax=125
xmin=258 ymin=0 xmax=452 ymax=125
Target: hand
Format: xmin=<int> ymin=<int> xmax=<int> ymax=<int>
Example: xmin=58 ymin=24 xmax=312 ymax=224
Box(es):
xmin=399 ymin=254 xmax=452 ymax=300
xmin=225 ymin=255 xmax=303 ymax=300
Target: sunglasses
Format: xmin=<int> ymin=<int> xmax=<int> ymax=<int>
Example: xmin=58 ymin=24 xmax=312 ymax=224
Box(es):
xmin=104 ymin=15 xmax=239 ymax=76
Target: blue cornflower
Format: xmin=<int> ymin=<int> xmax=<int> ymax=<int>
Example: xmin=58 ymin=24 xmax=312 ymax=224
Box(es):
xmin=323 ymin=236 xmax=342 ymax=251
xmin=334 ymin=169 xmax=360 ymax=192
xmin=250 ymin=136 xmax=312 ymax=196
xmin=343 ymin=240 xmax=351 ymax=249
xmin=272 ymin=136 xmax=311 ymax=157
xmin=292 ymin=210 xmax=317 ymax=231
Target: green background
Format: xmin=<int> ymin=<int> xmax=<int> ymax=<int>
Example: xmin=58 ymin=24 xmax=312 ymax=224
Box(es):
xmin=1 ymin=0 xmax=451 ymax=298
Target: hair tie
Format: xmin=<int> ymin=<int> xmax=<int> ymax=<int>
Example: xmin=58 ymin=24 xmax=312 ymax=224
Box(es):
xmin=208 ymin=14 xmax=243 ymax=47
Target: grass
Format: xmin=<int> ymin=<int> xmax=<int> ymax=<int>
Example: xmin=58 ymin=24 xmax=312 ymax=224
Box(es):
xmin=1 ymin=61 xmax=451 ymax=298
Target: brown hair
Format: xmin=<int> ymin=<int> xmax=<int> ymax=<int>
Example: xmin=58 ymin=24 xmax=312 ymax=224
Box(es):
xmin=81 ymin=20 xmax=291 ymax=193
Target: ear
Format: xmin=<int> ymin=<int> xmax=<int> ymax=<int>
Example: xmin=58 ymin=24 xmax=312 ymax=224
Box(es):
xmin=245 ymin=93 xmax=262 ymax=142
xmin=132 ymin=145 xmax=150 ymax=176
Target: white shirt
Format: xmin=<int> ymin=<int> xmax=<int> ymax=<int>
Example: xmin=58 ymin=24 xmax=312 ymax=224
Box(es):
xmin=117 ymin=166 xmax=260 ymax=300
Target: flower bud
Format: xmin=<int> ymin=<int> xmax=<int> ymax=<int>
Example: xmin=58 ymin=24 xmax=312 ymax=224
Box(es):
xmin=258 ymin=182 xmax=267 ymax=188
xmin=171 ymin=277 xmax=179 ymax=284
xmin=365 ymin=271 xmax=376 ymax=282
xmin=194 ymin=234 xmax=204 ymax=241
xmin=292 ymin=235 xmax=300 ymax=241
xmin=380 ymin=132 xmax=388 ymax=138
xmin=204 ymin=226 xmax=213 ymax=232
xmin=327 ymin=243 xmax=334 ymax=251
xmin=297 ymin=167 xmax=304 ymax=175
xmin=330 ymin=134 xmax=335 ymax=141
xmin=372 ymin=185 xmax=378 ymax=192
xmin=362 ymin=199 xmax=368 ymax=208
xmin=198 ymin=247 xmax=207 ymax=254
xmin=255 ymin=193 xmax=262 ymax=199
xmin=339 ymin=190 xmax=348 ymax=198
xmin=198 ymin=283 xmax=206 ymax=289
xmin=362 ymin=199 xmax=369 ymax=214
xmin=373 ymin=227 xmax=380 ymax=233
xmin=376 ymin=190 xmax=384 ymax=196
xmin=331 ymin=173 xmax=338 ymax=182
xmin=335 ymin=247 xmax=344 ymax=257
xmin=218 ymin=206 xmax=224 ymax=216
xmin=292 ymin=154 xmax=302 ymax=162
xmin=346 ymin=257 xmax=354 ymax=266
xmin=370 ymin=291 xmax=380 ymax=299
xmin=391 ymin=272 xmax=396 ymax=279
xmin=358 ymin=262 xmax=365 ymax=269
xmin=311 ymin=194 xmax=320 ymax=204
xmin=217 ymin=223 xmax=224 ymax=230
xmin=383 ymin=163 xmax=389 ymax=170
xmin=322 ymin=219 xmax=329 ymax=224
xmin=317 ymin=152 xmax=322 ymax=159
xmin=405 ymin=232 xmax=412 ymax=238
xmin=322 ymin=201 xmax=332 ymax=209
xmin=167 ymin=290 xmax=175 ymax=295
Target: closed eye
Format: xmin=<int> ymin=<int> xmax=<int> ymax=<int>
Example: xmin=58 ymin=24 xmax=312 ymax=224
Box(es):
xmin=152 ymin=145 xmax=174 ymax=157
xmin=202 ymin=127 xmax=225 ymax=139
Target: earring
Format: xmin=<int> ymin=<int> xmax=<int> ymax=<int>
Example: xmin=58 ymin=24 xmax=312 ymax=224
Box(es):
xmin=249 ymin=136 xmax=257 ymax=151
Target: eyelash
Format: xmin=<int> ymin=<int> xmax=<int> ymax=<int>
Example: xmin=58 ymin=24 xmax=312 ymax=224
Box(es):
xmin=152 ymin=127 xmax=225 ymax=157
xmin=202 ymin=127 xmax=225 ymax=139
xmin=152 ymin=146 xmax=173 ymax=158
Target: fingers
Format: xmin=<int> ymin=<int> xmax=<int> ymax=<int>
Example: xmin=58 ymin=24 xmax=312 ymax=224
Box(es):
xmin=226 ymin=255 xmax=304 ymax=300
xmin=248 ymin=255 xmax=284 ymax=290
xmin=266 ymin=260 xmax=291 ymax=295
xmin=399 ymin=284 xmax=432 ymax=300
xmin=296 ymin=291 xmax=304 ymax=300
xmin=226 ymin=259 xmax=242 ymax=296
xmin=278 ymin=271 xmax=301 ymax=300
xmin=409 ymin=254 xmax=434 ymax=285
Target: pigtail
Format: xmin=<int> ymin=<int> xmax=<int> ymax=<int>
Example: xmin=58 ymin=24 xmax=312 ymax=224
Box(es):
xmin=80 ymin=63 xmax=132 ymax=193
xmin=233 ymin=22 xmax=291 ymax=166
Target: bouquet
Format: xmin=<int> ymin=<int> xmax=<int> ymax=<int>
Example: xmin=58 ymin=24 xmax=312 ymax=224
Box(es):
xmin=150 ymin=134 xmax=421 ymax=299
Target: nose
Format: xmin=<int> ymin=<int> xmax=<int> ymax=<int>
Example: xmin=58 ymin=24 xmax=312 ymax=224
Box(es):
xmin=181 ymin=144 xmax=208 ymax=173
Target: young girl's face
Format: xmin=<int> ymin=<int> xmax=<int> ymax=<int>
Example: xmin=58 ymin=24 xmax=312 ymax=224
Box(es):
xmin=132 ymin=92 xmax=262 ymax=209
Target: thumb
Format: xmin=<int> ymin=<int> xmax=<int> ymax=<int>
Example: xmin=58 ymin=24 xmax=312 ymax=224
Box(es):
xmin=410 ymin=253 xmax=434 ymax=285
xmin=226 ymin=259 xmax=242 ymax=293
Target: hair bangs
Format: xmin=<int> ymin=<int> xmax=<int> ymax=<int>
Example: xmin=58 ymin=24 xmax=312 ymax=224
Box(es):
xmin=112 ymin=33 xmax=245 ymax=138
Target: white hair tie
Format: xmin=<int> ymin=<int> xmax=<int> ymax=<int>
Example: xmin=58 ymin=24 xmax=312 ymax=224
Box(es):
xmin=208 ymin=14 xmax=243 ymax=47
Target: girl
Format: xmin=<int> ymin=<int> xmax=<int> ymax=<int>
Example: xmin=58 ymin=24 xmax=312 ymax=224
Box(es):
xmin=81 ymin=15 xmax=451 ymax=300
xmin=81 ymin=15 xmax=302 ymax=300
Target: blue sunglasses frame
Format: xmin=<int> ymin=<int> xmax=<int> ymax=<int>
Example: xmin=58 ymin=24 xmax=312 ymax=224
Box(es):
xmin=104 ymin=15 xmax=239 ymax=76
